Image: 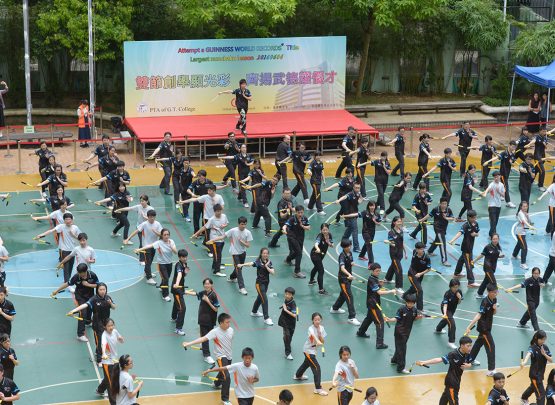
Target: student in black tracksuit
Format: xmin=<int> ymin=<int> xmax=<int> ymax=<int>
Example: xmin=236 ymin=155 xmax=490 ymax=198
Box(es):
xmin=443 ymin=122 xmax=478 ymax=176
xmin=535 ymin=128 xmax=549 ymax=190
xmin=357 ymin=262 xmax=397 ymax=349
xmin=520 ymin=329 xmax=552 ymax=405
xmin=147 ymin=132 xmax=174 ymax=195
xmin=278 ymin=287 xmax=297 ymax=360
xmin=238 ymin=248 xmax=275 ymax=324
xmin=196 ymin=278 xmax=220 ymax=362
xmin=156 ymin=149 xmax=185 ymax=206
xmin=450 ymin=210 xmax=480 ymax=288
xmin=457 ymin=165 xmax=480 ymax=219
xmin=179 ymin=158 xmax=195 ymax=221
xmin=307 ymin=153 xmax=325 ymax=214
xmin=383 ymin=173 xmax=412 ymax=221
xmin=389 ymin=127 xmax=405 ymax=177
xmin=427 ymin=197 xmax=454 ymax=266
xmin=68 ymin=282 xmax=115 ymax=364
xmin=519 ymin=153 xmax=536 ymax=203
xmin=244 ymin=159 xmax=266 ymax=214
xmin=309 ymin=223 xmax=333 ymax=295
xmin=357 ymin=201 xmax=382 ymax=262
xmin=330 ymin=239 xmax=360 ymax=326
xmin=275 ymin=135 xmax=292 ymax=188
xmin=248 ymin=177 xmax=278 ymax=238
xmin=548 ymin=368 xmax=555 ymax=405
xmin=476 ymin=136 xmax=497 ymax=189
xmin=423 ymin=148 xmax=456 ymax=202
xmin=335 ymin=126 xmax=356 ymax=178
xmin=219 ymin=79 xmax=252 ymax=134
xmin=222 ymin=132 xmax=241 ymax=188
xmin=354 ymin=137 xmax=370 ymax=198
xmin=231 ymin=144 xmax=254 ymax=207
xmin=370 ymin=152 xmax=391 ymax=213
xmin=486 ymin=372 xmax=510 ymax=405
xmin=507 ymin=266 xmax=545 ymax=331
xmin=435 ymin=279 xmax=463 ymax=349
xmin=515 ymin=127 xmax=534 ymax=162
xmin=188 ymin=170 xmax=214 ymax=233
xmin=416 ymin=335 xmax=474 ymax=405
xmin=409 ymin=183 xmax=432 ymax=246
xmin=474 ymin=234 xmax=503 ymax=298
xmin=283 ymin=206 xmax=310 ymax=279
xmin=384 ymin=216 xmax=407 ymax=290
xmin=290 ymin=142 xmax=312 ymax=202
xmin=465 ymin=283 xmax=498 ymax=374
xmin=324 ymin=170 xmax=355 ymax=224
xmin=171 ymin=250 xmax=189 ymax=336
xmin=413 ymin=134 xmax=432 ymax=190
xmin=402 ymin=243 xmax=431 ymax=312
xmin=269 ymin=188 xmax=293 ymax=248
xmin=389 ymin=294 xmax=421 ymax=374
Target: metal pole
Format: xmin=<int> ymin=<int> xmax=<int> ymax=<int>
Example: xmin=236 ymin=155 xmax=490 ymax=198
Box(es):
xmin=16 ymin=141 xmax=23 ymax=174
xmin=503 ymin=0 xmax=507 ymax=20
xmin=4 ymin=130 xmax=12 ymax=158
xmin=184 ymin=135 xmax=188 ymax=157
xmin=547 ymin=88 xmax=551 ymax=125
xmin=99 ymin=105 xmax=102 ymax=139
xmin=50 ymin=123 xmax=55 ymax=154
xmin=87 ymin=0 xmax=96 ymax=137
xmin=133 ymin=136 xmax=139 ymax=168
xmin=22 ymin=0 xmax=32 ymax=126
xmin=71 ymin=139 xmax=79 ymax=171
xmin=507 ymin=72 xmax=516 ymax=141
xmin=409 ymin=127 xmax=415 ymax=157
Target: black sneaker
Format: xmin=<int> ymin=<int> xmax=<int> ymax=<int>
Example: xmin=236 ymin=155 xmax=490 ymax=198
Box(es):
xmin=318 ymin=289 xmax=329 ymax=295
xmin=356 ymin=332 xmax=370 ymax=338
xmin=308 ymin=280 xmax=316 ymax=286
xmin=376 ymin=344 xmax=388 ymax=350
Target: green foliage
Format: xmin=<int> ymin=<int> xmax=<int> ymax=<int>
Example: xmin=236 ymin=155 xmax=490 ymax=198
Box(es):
xmin=513 ymin=20 xmax=555 ymax=65
xmin=489 ymin=64 xmax=512 ymax=100
xmin=34 ymin=0 xmax=134 ymax=62
xmin=482 ymin=96 xmax=529 ymax=107
xmin=175 ymin=0 xmax=297 ymax=38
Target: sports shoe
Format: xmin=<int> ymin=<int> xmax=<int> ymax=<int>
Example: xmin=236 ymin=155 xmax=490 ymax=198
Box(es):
xmin=540 ymin=186 xmax=546 ymax=192
xmin=185 ymin=215 xmax=191 ymax=222
xmin=448 ymin=342 xmax=457 ymax=349
xmin=170 ymin=318 xmax=177 ymax=323
xmin=520 ymin=263 xmax=529 ymax=270
xmin=317 ymin=211 xmax=326 ymax=216
xmin=314 ymin=389 xmax=329 ymax=396
xmin=243 ymin=203 xmax=249 ymax=208
xmin=111 ymin=233 xmax=120 ymax=238
xmin=428 ymin=252 xmax=437 ymax=257
xmin=264 ymin=318 xmax=274 ymax=326
xmin=383 ymin=279 xmax=394 ymax=284
xmin=175 ymin=329 xmax=185 ymax=336
xmin=204 ymin=356 xmax=215 ymax=365
xmin=472 ymin=360 xmax=481 ymax=366
xmin=356 ymin=332 xmax=370 ymax=338
xmin=348 ymin=318 xmax=361 ymax=326
xmin=251 ymin=311 xmax=263 ymax=317
xmin=77 ymin=335 xmax=89 ymax=342
xmin=442 ymin=261 xmax=451 ymax=267
xmin=227 ymin=277 xmax=238 ymax=283
xmin=222 ymin=401 xmax=232 ymax=405
xmin=468 ymin=283 xmax=480 ymax=288
xmin=304 ymin=199 xmax=310 ymax=206
xmin=485 ymin=369 xmax=497 ymax=377
xmin=95 ymin=390 xmax=108 ymax=398
xmin=400 ymin=369 xmax=411 ymax=374
xmin=140 ymin=261 xmax=146 ymax=266
xmin=293 ymin=374 xmax=308 ymax=381
xmin=293 ymin=272 xmax=306 ymax=279
xmin=318 ymin=289 xmax=329 ymax=295
xmin=379 ymin=210 xmax=385 ymax=216
xmin=123 ymin=240 xmax=134 ymax=245
xmin=521 ymin=399 xmax=530 ymax=405
xmin=435 ymin=329 xmax=446 ymax=334
xmin=175 ymin=204 xmax=180 ymax=209
xmin=396 ymin=288 xmax=405 ymax=294
xmin=162 ymin=296 xmax=171 ymax=302
xmin=208 ymin=252 xmax=214 ymax=258
xmin=286 ymin=354 xmax=294 ymax=360
xmin=214 ymin=272 xmax=226 ymax=277
xmin=239 ymin=288 xmax=248 ymax=295
xmin=330 ymin=307 xmax=346 ymax=314
xmin=146 ymin=278 xmax=156 ymax=285
xmin=506 ymin=202 xmax=516 ymax=208
xmin=516 ymin=323 xmax=530 ymax=329
xmin=358 ymin=256 xmax=368 ymax=261
xmin=376 ymin=344 xmax=388 ymax=350
xmin=308 ymin=280 xmax=316 ymax=286
xmin=475 ymin=294 xmax=484 ymax=299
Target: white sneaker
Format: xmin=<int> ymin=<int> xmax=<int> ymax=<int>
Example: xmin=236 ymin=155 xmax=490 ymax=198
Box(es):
xmin=243 ymin=203 xmax=249 ymax=208
xmin=379 ymin=210 xmax=385 ymax=216
xmin=540 ymin=186 xmax=546 ymax=192
xmin=520 ymin=263 xmax=529 ymax=270
xmin=146 ymin=278 xmax=156 ymax=285
xmin=77 ymin=335 xmax=89 ymax=342
xmin=304 ymin=199 xmax=310 ymax=206
xmin=400 ymin=369 xmax=411 ymax=374
xmin=286 ymin=354 xmax=294 ymax=360
xmin=111 ymin=232 xmax=120 ymax=238
xmin=314 ymin=389 xmax=329 ymax=396
xmin=330 ymin=307 xmax=346 ymax=314
xmin=485 ymin=369 xmax=497 ymax=377
xmin=68 ymin=285 xmax=76 ymax=293
xmin=472 ymin=360 xmax=481 ymax=366
xmin=251 ymin=311 xmax=263 ymax=317
xmin=264 ymin=318 xmax=274 ymax=326
xmin=123 ymin=240 xmax=134 ymax=245
xmin=396 ymin=288 xmax=405 ymax=294
xmin=151 ymin=273 xmax=157 ymax=278
xmin=162 ymin=296 xmax=171 ymax=302
xmin=204 ymin=356 xmax=215 ymax=365
xmin=448 ymin=342 xmax=457 ymax=349
xmin=506 ymin=202 xmax=516 ymax=208
xmin=175 ymin=329 xmax=185 ymax=336
xmin=402 ymin=226 xmax=408 ymax=233
xmin=222 ymin=401 xmax=232 ymax=405
xmin=521 ymin=399 xmax=530 ymax=405
xmin=293 ymin=374 xmax=308 ymax=381
xmin=475 ymin=294 xmax=484 ymax=299
xmin=227 ymin=277 xmax=238 ymax=283
xmin=214 ymin=272 xmax=226 ymax=277
xmin=175 ymin=204 xmax=180 ymax=209
xmin=185 ymin=216 xmax=191 ymax=222
xmin=208 ymin=252 xmax=214 ymax=258
xmin=140 ymin=261 xmax=146 ymax=266
xmin=239 ymin=288 xmax=248 ymax=295
xmin=348 ymin=318 xmax=361 ymax=326
xmin=383 ymin=279 xmax=394 ymax=284
xmin=317 ymin=211 xmax=326 ymax=216
xmin=434 ymin=330 xmax=446 ymax=334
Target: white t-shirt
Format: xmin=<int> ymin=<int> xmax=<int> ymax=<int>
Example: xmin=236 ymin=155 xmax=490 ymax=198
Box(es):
xmin=0 ymin=246 xmax=8 ymax=271
xmin=335 ymin=359 xmax=357 ymax=392
xmin=226 ymin=227 xmax=253 ymax=255
xmin=546 ymin=183 xmax=555 ymax=207
xmin=198 ymin=194 xmax=225 ymax=218
xmin=205 ymin=326 xmax=234 ymax=360
xmin=303 ymin=325 xmax=326 ymax=355
xmin=137 ymin=220 xmax=162 ymax=245
xmin=49 ymin=209 xmax=72 ymax=225
xmin=152 ymin=239 xmax=176 ymax=264
xmin=116 ymin=370 xmax=136 ymax=405
xmin=515 ymin=211 xmax=530 ymax=235
xmin=485 ymin=182 xmax=505 ymax=207
xmin=226 ymin=362 xmax=259 ymax=399
xmin=130 ymin=204 xmax=153 ymax=227
xmin=54 ymin=223 xmax=81 ymax=251
xmin=69 ymin=245 xmax=96 ymax=269
xmin=205 ymin=214 xmax=229 ymax=240
xmin=361 ymin=400 xmax=380 ymax=405
xmin=101 ymin=328 xmax=122 ymax=365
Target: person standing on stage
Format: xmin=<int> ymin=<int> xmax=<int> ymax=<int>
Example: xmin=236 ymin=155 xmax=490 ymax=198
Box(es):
xmin=222 ymin=132 xmax=241 ymax=189
xmin=219 ymin=78 xmax=252 ymax=136
xmin=77 ymin=99 xmax=92 ymax=148
xmin=275 ymin=135 xmax=292 ymax=189
xmin=335 ymin=126 xmax=356 ymax=178
xmin=483 ymin=171 xmax=505 ymax=237
xmin=269 ymin=187 xmax=293 ymax=249
xmin=283 ymin=206 xmax=310 ymax=279
xmin=0 ymin=81 xmax=8 ymax=133
xmin=389 ymin=126 xmax=405 ymax=177
xmin=442 ymin=122 xmax=478 ymax=176
xmin=148 ymin=132 xmax=174 ymax=195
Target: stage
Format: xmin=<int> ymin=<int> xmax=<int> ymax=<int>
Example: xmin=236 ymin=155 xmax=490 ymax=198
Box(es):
xmin=124 ymin=109 xmax=377 ymax=142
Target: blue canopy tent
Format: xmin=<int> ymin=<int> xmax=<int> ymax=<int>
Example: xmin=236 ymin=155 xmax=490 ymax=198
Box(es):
xmin=507 ymin=61 xmax=555 ymax=125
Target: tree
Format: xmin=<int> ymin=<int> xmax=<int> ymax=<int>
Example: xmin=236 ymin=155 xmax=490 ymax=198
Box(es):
xmin=513 ymin=21 xmax=555 ymax=65
xmin=175 ymin=0 xmax=297 ymax=38
xmin=447 ymin=0 xmax=509 ymax=94
xmin=334 ymin=0 xmax=447 ymax=98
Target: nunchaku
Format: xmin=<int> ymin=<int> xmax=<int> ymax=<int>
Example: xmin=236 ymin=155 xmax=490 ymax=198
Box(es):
xmin=329 ymin=385 xmax=362 ymax=393
xmin=507 ymin=351 xmax=524 ymax=378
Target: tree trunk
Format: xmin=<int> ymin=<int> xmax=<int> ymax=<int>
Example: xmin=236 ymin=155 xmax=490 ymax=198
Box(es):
xmin=356 ymin=11 xmax=374 ymax=98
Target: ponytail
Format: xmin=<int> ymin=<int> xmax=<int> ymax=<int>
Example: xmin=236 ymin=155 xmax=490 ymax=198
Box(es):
xmin=111 ymin=354 xmax=131 ymax=397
